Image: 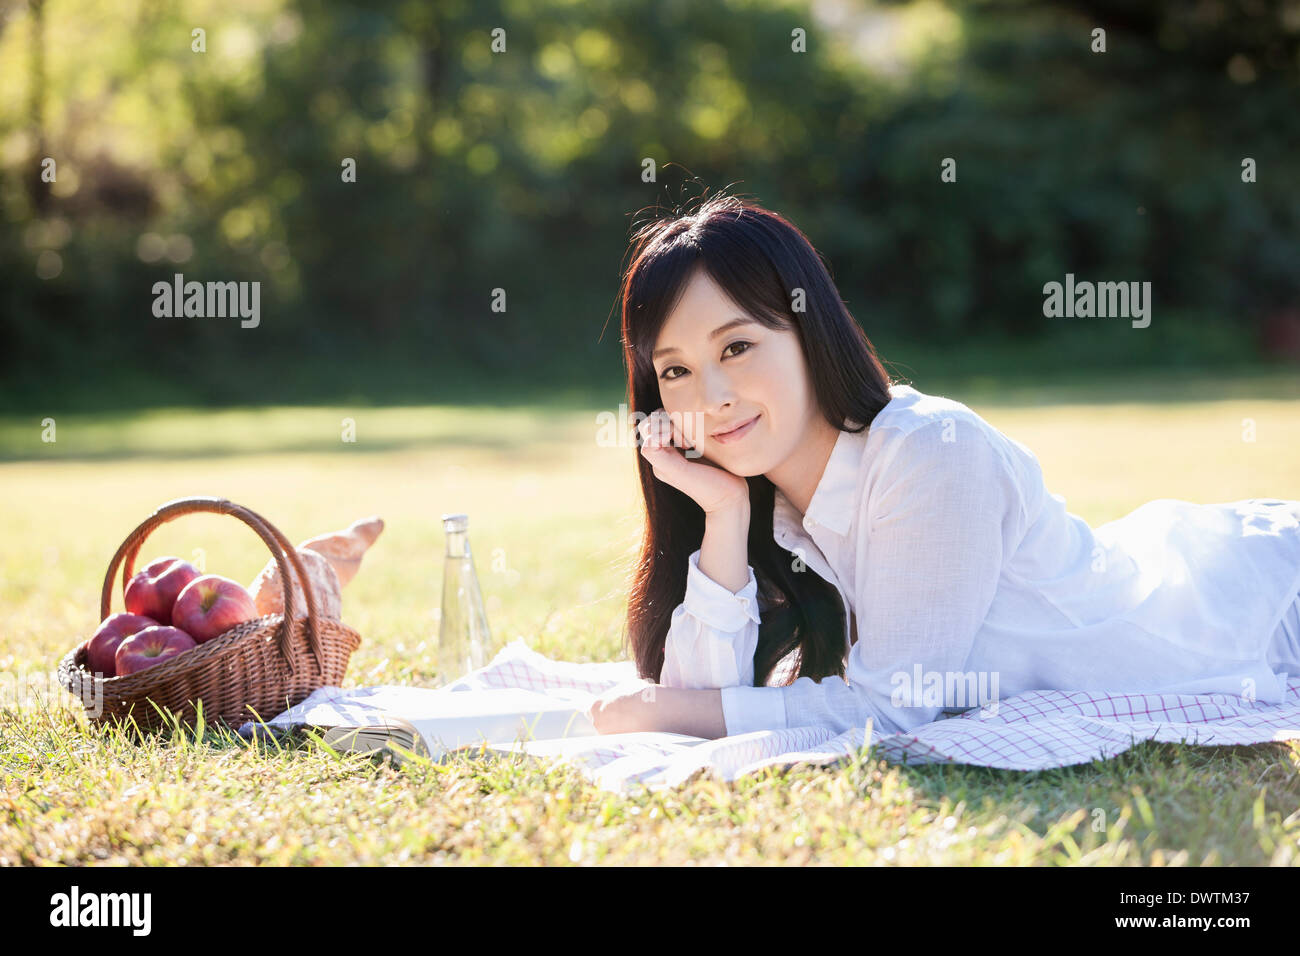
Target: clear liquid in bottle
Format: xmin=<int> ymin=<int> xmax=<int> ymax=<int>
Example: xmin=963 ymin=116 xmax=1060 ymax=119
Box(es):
xmin=437 ymin=512 xmax=494 ymax=683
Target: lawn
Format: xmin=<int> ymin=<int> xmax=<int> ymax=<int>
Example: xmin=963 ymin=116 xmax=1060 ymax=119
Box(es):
xmin=2 ymin=368 xmax=1299 ymax=865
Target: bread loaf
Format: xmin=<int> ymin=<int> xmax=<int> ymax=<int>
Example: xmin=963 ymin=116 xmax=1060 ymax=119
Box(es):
xmin=248 ymin=547 xmax=342 ymax=620
xmin=247 ymin=515 xmax=383 ymax=620
xmin=298 ymin=516 xmax=384 ymax=588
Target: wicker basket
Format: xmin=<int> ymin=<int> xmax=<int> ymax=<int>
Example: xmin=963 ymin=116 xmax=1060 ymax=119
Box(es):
xmin=57 ymin=496 xmax=362 ymax=736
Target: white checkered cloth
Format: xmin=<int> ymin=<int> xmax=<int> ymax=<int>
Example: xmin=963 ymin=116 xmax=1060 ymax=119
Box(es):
xmin=240 ymin=637 xmax=1300 ymax=794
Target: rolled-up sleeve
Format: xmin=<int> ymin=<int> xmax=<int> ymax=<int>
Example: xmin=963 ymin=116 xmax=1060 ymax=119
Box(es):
xmin=659 ymin=548 xmax=762 ymax=689
xmin=718 ymin=421 xmax=1022 ymax=738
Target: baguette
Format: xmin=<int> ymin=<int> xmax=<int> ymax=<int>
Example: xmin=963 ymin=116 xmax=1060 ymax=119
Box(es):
xmin=246 ymin=515 xmax=384 ymax=620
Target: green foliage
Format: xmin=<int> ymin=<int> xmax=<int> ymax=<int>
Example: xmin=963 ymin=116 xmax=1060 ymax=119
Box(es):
xmin=1 ymin=0 xmax=1297 ymax=410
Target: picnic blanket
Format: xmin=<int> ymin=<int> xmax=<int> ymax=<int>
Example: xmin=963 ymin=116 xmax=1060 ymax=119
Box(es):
xmin=239 ymin=637 xmax=1300 ymax=794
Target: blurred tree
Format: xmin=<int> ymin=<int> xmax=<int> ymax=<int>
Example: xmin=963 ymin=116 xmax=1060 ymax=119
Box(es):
xmin=0 ymin=0 xmax=1295 ymax=409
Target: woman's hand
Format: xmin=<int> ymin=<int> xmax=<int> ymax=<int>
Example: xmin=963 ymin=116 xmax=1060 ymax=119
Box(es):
xmin=585 ymin=679 xmax=659 ymax=735
xmin=638 ymin=408 xmax=750 ymax=515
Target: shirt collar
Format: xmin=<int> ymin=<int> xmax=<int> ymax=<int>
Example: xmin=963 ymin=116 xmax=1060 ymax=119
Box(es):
xmin=772 ymin=417 xmax=867 ymax=540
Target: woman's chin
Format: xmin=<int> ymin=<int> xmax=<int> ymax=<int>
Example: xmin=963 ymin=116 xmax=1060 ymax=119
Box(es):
xmin=703 ymin=453 xmax=759 ymax=478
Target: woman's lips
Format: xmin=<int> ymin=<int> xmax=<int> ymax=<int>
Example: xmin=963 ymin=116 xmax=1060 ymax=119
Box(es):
xmin=712 ymin=413 xmax=760 ymax=444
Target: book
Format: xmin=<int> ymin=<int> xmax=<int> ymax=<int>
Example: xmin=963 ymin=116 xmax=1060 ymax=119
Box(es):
xmin=312 ymin=689 xmax=718 ymax=770
xmin=306 ymin=686 xmax=603 ymax=765
xmin=483 ymin=729 xmax=713 ymax=762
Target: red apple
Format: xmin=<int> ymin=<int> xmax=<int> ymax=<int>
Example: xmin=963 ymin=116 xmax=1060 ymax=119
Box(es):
xmin=171 ymin=574 xmax=258 ymax=644
xmin=124 ymin=556 xmax=201 ymax=626
xmin=86 ymin=612 xmax=160 ymax=678
xmin=114 ymin=625 xmax=196 ymax=675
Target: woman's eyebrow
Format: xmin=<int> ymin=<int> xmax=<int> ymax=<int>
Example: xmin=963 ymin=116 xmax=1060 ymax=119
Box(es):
xmin=652 ymin=316 xmax=757 ymax=361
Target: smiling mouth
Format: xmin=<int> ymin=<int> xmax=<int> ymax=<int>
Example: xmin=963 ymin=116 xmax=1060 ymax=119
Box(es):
xmin=711 ymin=414 xmax=760 ymax=443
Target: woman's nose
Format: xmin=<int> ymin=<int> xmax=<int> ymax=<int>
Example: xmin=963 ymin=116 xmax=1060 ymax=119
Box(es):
xmin=698 ymin=365 xmax=737 ymax=414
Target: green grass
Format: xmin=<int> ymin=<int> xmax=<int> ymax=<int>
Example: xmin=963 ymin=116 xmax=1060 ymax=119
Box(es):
xmin=2 ymin=367 xmax=1299 ymax=865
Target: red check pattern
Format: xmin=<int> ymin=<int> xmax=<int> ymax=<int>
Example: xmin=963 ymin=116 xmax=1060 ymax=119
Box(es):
xmin=242 ymin=637 xmax=1300 ymax=794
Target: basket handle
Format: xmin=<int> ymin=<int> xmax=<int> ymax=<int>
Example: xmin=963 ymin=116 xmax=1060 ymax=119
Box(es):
xmin=99 ymin=496 xmax=324 ymax=676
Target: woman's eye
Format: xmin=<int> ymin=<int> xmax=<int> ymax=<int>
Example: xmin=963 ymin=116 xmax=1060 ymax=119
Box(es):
xmin=659 ymin=341 xmax=752 ymax=381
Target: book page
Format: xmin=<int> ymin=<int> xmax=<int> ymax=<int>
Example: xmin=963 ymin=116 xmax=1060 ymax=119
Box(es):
xmin=398 ymin=687 xmax=598 ymax=756
xmin=486 ymin=730 xmax=712 ymax=763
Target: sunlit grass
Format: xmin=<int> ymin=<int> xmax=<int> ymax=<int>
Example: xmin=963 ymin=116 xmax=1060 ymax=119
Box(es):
xmin=2 ymin=370 xmax=1299 ymax=864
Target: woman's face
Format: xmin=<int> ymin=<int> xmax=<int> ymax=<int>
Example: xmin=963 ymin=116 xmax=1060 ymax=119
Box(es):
xmin=651 ymin=269 xmax=818 ymax=478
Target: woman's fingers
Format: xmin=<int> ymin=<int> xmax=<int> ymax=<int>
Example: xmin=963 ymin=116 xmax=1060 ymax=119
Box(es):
xmin=637 ymin=407 xmax=748 ymax=514
xmin=588 ymin=679 xmax=659 ymax=734
xmin=638 ymin=408 xmax=697 ymax=454
xmin=639 ymin=409 xmax=674 ymax=455
xmin=636 ymin=410 xmax=657 ymax=447
xmin=667 ymin=410 xmax=702 ymax=457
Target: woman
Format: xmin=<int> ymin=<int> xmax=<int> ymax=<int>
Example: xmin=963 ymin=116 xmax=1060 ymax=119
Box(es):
xmin=586 ymin=191 xmax=1300 ymax=741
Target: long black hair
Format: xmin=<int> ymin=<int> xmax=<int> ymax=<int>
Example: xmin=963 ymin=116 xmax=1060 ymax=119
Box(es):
xmin=618 ymin=189 xmax=898 ymax=686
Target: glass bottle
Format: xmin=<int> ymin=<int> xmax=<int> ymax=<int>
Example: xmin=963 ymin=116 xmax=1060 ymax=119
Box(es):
xmin=437 ymin=512 xmax=494 ymax=682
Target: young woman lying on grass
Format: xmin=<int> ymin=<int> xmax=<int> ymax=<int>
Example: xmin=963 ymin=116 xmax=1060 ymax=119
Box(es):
xmin=586 ymin=191 xmax=1300 ymax=741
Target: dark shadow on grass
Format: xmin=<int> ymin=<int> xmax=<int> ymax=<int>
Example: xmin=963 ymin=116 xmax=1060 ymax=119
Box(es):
xmin=0 ymin=431 xmax=579 ymax=464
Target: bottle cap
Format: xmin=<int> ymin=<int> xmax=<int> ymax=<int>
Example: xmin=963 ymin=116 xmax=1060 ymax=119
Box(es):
xmin=441 ymin=513 xmax=469 ymax=533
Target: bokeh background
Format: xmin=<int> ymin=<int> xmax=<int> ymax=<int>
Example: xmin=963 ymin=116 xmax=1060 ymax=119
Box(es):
xmin=2 ymin=0 xmax=1299 ymax=412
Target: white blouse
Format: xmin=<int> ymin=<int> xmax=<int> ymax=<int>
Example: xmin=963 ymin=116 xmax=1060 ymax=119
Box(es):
xmin=659 ymin=384 xmax=1300 ymax=738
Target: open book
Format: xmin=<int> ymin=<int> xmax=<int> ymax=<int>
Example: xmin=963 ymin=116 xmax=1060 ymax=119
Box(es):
xmin=308 ymin=687 xmax=593 ymax=762
xmin=301 ymin=685 xmax=711 ymax=767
